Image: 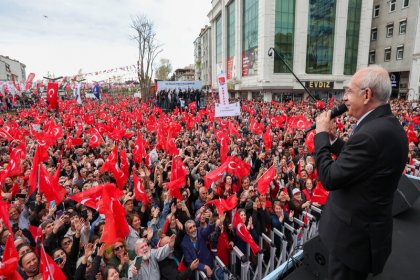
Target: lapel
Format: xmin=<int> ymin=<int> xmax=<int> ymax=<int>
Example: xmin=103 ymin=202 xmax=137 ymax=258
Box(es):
xmin=354 ymin=104 xmax=392 ymax=134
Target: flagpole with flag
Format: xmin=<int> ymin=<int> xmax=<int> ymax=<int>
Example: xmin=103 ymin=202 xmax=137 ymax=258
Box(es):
xmin=40 ymin=244 xmax=55 ymax=280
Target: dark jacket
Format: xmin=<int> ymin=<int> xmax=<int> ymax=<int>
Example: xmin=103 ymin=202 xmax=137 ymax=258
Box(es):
xmin=314 ymin=104 xmax=408 ymax=274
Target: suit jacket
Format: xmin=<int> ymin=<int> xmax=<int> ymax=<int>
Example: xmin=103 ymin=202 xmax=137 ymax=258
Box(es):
xmin=181 ymin=223 xmax=215 ymax=271
xmin=314 ymin=104 xmax=408 ymax=274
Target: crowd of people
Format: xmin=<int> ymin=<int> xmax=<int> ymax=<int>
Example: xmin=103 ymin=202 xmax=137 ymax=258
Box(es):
xmin=0 ymin=90 xmax=418 ymax=280
xmin=156 ymin=89 xmax=205 ymax=111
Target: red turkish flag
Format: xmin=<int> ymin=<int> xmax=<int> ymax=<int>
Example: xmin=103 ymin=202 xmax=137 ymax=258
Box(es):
xmin=40 ymin=245 xmax=67 ymax=280
xmin=305 ymin=130 xmax=316 ymax=153
xmin=101 ymin=192 xmax=130 ymax=245
xmin=166 ymin=178 xmax=184 ymax=200
xmin=220 ymin=136 xmax=229 ymax=163
xmin=111 ymin=161 xmax=128 ymax=190
xmin=120 ymin=149 xmax=130 ymax=178
xmin=312 ymin=181 xmax=329 ymax=205
xmin=133 ymin=133 xmax=147 ymax=163
xmin=69 ymin=183 xmax=124 ymax=212
xmin=25 ymin=73 xmax=35 ymax=90
xmin=39 ymin=164 xmax=67 ymax=205
xmin=88 ymin=129 xmax=103 ymax=148
xmin=263 ymin=127 xmax=272 ymax=151
xmin=133 ymin=172 xmax=149 ymax=205
xmin=249 ymin=119 xmax=264 ymax=135
xmin=100 ymin=146 xmax=118 ymax=173
xmin=257 ymin=165 xmax=276 ymax=195
xmin=204 ymin=163 xmax=227 ymax=189
xmin=4 ymin=148 xmax=23 ymax=177
xmin=289 ymin=115 xmax=311 ymax=130
xmin=0 ymin=235 xmax=22 ymax=279
xmin=28 ymin=146 xmax=48 ymax=195
xmin=207 ymin=194 xmax=238 ymax=214
xmin=0 ymin=200 xmax=11 ymax=232
xmin=0 ymin=128 xmax=14 ymax=141
xmin=47 ymin=123 xmax=63 ymax=141
xmin=316 ymin=100 xmax=325 ymax=109
xmin=225 ymin=156 xmax=251 ymax=179
xmin=170 ymin=156 xmax=187 ymax=183
xmin=47 ymin=82 xmax=59 ymax=109
xmin=232 ymin=211 xmax=260 ymax=255
xmin=228 ymin=121 xmax=240 ymax=138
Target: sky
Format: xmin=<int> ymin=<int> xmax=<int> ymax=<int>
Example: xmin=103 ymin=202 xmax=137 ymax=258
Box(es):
xmin=0 ymin=0 xmax=211 ymax=81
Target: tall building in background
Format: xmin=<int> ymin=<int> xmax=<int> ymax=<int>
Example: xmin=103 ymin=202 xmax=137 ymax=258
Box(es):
xmin=194 ymin=25 xmax=212 ymax=91
xmin=204 ymin=0 xmax=372 ymax=102
xmin=0 ymin=55 xmax=26 ymax=82
xmin=369 ymin=0 xmax=420 ymax=100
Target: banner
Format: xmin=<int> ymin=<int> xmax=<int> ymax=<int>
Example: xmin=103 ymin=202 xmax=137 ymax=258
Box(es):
xmin=217 ymin=73 xmax=229 ymax=105
xmin=156 ymin=81 xmax=202 ymax=92
xmin=25 ymin=73 xmax=35 ymax=90
xmin=47 ymin=82 xmax=59 ymax=109
xmin=215 ymin=102 xmax=241 ymax=117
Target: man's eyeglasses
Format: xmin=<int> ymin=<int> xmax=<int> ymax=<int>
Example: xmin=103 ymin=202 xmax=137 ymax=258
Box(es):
xmin=344 ymin=87 xmax=367 ymax=96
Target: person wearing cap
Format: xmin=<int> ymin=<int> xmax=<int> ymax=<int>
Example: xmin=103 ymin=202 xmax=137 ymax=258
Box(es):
xmin=289 ymin=188 xmax=310 ymax=216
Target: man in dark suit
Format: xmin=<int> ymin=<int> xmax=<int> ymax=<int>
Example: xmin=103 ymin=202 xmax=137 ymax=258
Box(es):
xmin=314 ymin=65 xmax=408 ymax=280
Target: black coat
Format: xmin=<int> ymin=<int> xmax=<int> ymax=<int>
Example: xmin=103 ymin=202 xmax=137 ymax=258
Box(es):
xmin=314 ymin=104 xmax=408 ymax=274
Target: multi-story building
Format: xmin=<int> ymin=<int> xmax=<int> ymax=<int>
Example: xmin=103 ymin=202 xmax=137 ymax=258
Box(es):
xmin=174 ymin=65 xmax=195 ymax=81
xmin=205 ymin=0 xmax=373 ymax=102
xmin=0 ymin=55 xmax=26 ymax=82
xmin=369 ymin=0 xmax=420 ymax=100
xmin=194 ymin=25 xmax=212 ymax=90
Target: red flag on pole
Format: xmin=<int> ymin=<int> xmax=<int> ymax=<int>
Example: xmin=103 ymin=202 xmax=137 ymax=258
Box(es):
xmin=47 ymin=82 xmax=59 ymax=110
xmin=40 ymin=245 xmax=66 ymax=280
xmin=0 ymin=235 xmax=22 ymax=279
xmin=257 ymin=165 xmax=276 ymax=195
xmin=232 ymin=211 xmax=260 ymax=255
xmin=133 ymin=172 xmax=149 ymax=205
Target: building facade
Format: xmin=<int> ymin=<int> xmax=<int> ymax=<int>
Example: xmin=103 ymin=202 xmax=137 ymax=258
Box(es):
xmin=0 ymin=55 xmax=26 ymax=82
xmin=194 ymin=25 xmax=212 ymax=90
xmin=205 ymin=0 xmax=373 ymax=102
xmin=369 ymin=0 xmax=420 ymax=100
xmin=174 ymin=65 xmax=195 ymax=81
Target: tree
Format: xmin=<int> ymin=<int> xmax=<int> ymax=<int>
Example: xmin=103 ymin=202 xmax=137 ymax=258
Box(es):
xmin=155 ymin=58 xmax=172 ymax=81
xmin=130 ymin=15 xmax=162 ymax=100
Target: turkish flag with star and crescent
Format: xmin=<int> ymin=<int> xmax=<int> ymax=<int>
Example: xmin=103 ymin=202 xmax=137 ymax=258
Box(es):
xmin=232 ymin=211 xmax=260 ymax=255
xmin=47 ymin=82 xmax=59 ymax=110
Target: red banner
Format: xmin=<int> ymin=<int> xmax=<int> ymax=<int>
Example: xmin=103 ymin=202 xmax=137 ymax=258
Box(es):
xmin=47 ymin=82 xmax=59 ymax=109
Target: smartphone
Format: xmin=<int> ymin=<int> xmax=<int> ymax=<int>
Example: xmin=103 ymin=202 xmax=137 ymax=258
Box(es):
xmin=81 ymin=209 xmax=88 ymax=220
xmin=135 ymin=256 xmax=143 ymax=270
xmin=56 ymin=210 xmax=64 ymax=219
xmin=50 ymin=200 xmax=56 ymax=209
xmin=54 ymin=257 xmax=63 ymax=264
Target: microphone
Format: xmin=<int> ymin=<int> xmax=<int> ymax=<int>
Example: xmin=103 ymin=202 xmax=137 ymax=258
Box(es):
xmin=304 ymin=104 xmax=348 ymax=134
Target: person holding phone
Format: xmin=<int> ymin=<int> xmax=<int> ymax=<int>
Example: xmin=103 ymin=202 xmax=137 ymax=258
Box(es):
xmin=128 ymin=234 xmax=176 ymax=280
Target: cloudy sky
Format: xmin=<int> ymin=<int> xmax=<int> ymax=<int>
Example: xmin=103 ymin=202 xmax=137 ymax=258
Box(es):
xmin=0 ymin=0 xmax=211 ymax=81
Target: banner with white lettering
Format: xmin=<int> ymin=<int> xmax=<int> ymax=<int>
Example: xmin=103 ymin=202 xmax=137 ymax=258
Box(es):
xmin=215 ymin=102 xmax=241 ymax=117
xmin=217 ymin=73 xmax=229 ymax=105
xmin=156 ymin=81 xmax=202 ymax=92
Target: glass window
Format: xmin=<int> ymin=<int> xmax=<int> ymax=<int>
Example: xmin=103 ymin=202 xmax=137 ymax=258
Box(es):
xmin=226 ymin=1 xmax=236 ymax=79
xmin=403 ymin=0 xmax=409 ymax=8
xmin=396 ymin=46 xmax=404 ymax=60
xmin=384 ymin=48 xmax=391 ymax=61
xmin=344 ymin=0 xmax=362 ymax=75
xmin=215 ymin=16 xmax=222 ymax=65
xmin=274 ymin=0 xmax=295 ymax=73
xmin=371 ymin=28 xmax=377 ymax=41
xmin=399 ymin=20 xmax=407 ymax=34
xmin=306 ymin=0 xmax=336 ymax=74
xmin=373 ymin=5 xmax=380 ymax=17
xmin=389 ymin=0 xmax=396 ymax=12
xmin=369 ymin=51 xmax=376 ymax=64
xmin=242 ymin=0 xmax=259 ymax=77
xmin=386 ymin=23 xmax=394 ymax=37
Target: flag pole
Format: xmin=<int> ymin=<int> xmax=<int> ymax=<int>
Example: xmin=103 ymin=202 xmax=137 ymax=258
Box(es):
xmin=40 ymin=244 xmax=55 ymax=280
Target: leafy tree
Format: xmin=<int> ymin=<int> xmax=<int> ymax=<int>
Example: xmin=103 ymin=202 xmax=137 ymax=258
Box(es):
xmin=155 ymin=58 xmax=172 ymax=81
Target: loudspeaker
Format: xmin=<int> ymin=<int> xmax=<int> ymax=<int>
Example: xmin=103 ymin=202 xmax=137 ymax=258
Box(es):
xmin=392 ymin=174 xmax=420 ymax=216
xmin=301 ymin=235 xmax=329 ymax=280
